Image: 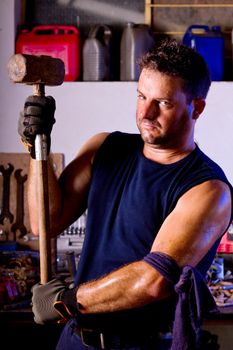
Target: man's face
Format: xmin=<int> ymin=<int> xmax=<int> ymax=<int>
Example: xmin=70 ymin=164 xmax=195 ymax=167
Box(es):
xmin=136 ymin=68 xmax=195 ymax=148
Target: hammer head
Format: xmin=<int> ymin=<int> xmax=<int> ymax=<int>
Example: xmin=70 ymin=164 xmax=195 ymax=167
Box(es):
xmin=7 ymin=54 xmax=65 ymax=86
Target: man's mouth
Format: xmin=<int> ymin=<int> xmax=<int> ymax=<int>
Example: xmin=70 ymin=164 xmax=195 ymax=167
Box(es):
xmin=141 ymin=120 xmax=160 ymax=129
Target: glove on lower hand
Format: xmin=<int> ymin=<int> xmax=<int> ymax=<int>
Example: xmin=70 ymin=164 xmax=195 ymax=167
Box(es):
xmin=18 ymin=95 xmax=56 ymax=158
xmin=31 ymin=278 xmax=78 ymax=325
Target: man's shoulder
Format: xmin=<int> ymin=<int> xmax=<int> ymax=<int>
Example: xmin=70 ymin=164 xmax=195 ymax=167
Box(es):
xmin=178 ymin=146 xmax=233 ymax=202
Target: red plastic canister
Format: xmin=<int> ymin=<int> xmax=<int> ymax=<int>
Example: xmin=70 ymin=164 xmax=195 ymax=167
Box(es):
xmin=16 ymin=25 xmax=81 ymax=81
xmin=217 ymin=222 xmax=233 ymax=254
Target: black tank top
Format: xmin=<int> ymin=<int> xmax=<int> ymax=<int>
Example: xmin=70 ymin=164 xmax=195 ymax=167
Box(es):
xmin=75 ymin=131 xmax=232 ymax=287
xmin=72 ymin=131 xmax=232 ymax=331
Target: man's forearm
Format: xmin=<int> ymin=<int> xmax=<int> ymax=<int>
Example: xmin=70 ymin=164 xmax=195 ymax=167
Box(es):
xmin=27 ymin=157 xmax=62 ymax=236
xmin=76 ymin=260 xmax=171 ymax=314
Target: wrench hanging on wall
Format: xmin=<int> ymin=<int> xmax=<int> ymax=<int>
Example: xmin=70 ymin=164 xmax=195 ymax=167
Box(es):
xmin=0 ymin=163 xmax=14 ymax=229
xmin=11 ymin=169 xmax=28 ymax=240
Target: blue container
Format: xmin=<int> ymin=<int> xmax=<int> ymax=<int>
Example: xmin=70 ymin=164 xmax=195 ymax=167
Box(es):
xmin=182 ymin=25 xmax=224 ymax=81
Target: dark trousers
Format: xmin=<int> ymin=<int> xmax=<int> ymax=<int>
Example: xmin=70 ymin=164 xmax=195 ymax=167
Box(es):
xmin=55 ymin=322 xmax=172 ymax=350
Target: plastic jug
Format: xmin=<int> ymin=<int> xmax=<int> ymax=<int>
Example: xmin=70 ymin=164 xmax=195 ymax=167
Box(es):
xmin=120 ymin=22 xmax=156 ymax=81
xmin=182 ymin=25 xmax=224 ymax=81
xmin=82 ymin=24 xmax=113 ymax=81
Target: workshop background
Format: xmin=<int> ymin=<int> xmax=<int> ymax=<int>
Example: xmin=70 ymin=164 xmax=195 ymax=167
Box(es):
xmin=1 ymin=1 xmax=233 ymax=349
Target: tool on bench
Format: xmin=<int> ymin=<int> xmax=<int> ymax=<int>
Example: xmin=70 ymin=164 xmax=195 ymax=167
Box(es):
xmin=66 ymin=251 xmax=77 ymax=283
xmin=7 ymin=53 xmax=65 ymax=284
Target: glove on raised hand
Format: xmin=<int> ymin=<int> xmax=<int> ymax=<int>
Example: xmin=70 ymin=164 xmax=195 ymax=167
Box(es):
xmin=31 ymin=278 xmax=78 ymax=325
xmin=18 ymin=95 xmax=56 ymax=158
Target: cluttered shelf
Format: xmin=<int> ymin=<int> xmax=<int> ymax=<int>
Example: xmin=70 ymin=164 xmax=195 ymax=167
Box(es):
xmin=1 ymin=220 xmax=233 ymax=320
xmin=1 ymin=252 xmax=233 ymax=321
xmin=1 ymin=231 xmax=233 ymax=316
xmin=15 ymin=0 xmax=233 ymax=82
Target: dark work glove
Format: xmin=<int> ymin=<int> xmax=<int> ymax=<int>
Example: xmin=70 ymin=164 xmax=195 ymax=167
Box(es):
xmin=31 ymin=278 xmax=78 ymax=325
xmin=18 ymin=95 xmax=56 ymax=158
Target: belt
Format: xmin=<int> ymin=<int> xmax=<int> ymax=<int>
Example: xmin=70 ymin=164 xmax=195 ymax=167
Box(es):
xmin=72 ymin=326 xmax=162 ymax=349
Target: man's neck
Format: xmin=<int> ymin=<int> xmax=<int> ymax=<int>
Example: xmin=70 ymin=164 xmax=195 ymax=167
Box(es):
xmin=143 ymin=142 xmax=196 ymax=165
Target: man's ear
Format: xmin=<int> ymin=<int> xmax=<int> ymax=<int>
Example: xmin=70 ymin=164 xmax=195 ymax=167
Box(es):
xmin=192 ymin=99 xmax=206 ymax=120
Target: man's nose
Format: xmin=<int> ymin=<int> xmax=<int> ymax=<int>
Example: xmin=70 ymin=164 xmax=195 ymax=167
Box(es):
xmin=144 ymin=101 xmax=159 ymax=119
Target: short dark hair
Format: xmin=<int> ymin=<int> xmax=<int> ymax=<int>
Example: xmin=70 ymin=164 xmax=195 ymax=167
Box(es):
xmin=139 ymin=38 xmax=211 ymax=101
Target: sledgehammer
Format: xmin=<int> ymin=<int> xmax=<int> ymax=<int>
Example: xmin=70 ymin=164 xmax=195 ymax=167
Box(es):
xmin=7 ymin=54 xmax=65 ymax=284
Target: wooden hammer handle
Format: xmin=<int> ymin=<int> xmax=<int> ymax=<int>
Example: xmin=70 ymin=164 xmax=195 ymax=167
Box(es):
xmin=34 ymin=84 xmax=52 ymax=284
xmin=35 ymin=135 xmax=52 ymax=284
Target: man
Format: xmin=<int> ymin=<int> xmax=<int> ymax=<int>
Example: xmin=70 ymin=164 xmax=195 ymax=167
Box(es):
xmin=19 ymin=39 xmax=232 ymax=350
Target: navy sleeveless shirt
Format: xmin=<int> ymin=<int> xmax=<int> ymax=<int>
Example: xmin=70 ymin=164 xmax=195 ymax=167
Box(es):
xmin=75 ymin=131 xmax=232 ymax=288
xmin=55 ymin=131 xmax=233 ymax=350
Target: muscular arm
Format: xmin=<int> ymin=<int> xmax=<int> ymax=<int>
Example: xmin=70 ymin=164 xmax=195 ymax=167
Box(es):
xmin=77 ymin=180 xmax=232 ymax=313
xmin=27 ymin=132 xmax=109 ymax=237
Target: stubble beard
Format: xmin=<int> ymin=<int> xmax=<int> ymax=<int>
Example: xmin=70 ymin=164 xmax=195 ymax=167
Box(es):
xmin=138 ymin=123 xmax=167 ymax=146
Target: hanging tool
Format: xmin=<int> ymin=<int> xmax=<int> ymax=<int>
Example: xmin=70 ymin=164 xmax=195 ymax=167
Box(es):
xmin=11 ymin=169 xmax=28 ymax=240
xmin=7 ymin=53 xmax=65 ymax=284
xmin=0 ymin=163 xmax=14 ymax=225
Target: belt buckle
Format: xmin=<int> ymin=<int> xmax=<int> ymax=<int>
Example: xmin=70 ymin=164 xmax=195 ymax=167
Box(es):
xmin=80 ymin=328 xmax=106 ymax=349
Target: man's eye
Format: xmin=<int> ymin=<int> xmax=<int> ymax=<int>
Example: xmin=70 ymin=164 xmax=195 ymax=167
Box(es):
xmin=159 ymin=100 xmax=172 ymax=108
xmin=137 ymin=93 xmax=145 ymax=100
